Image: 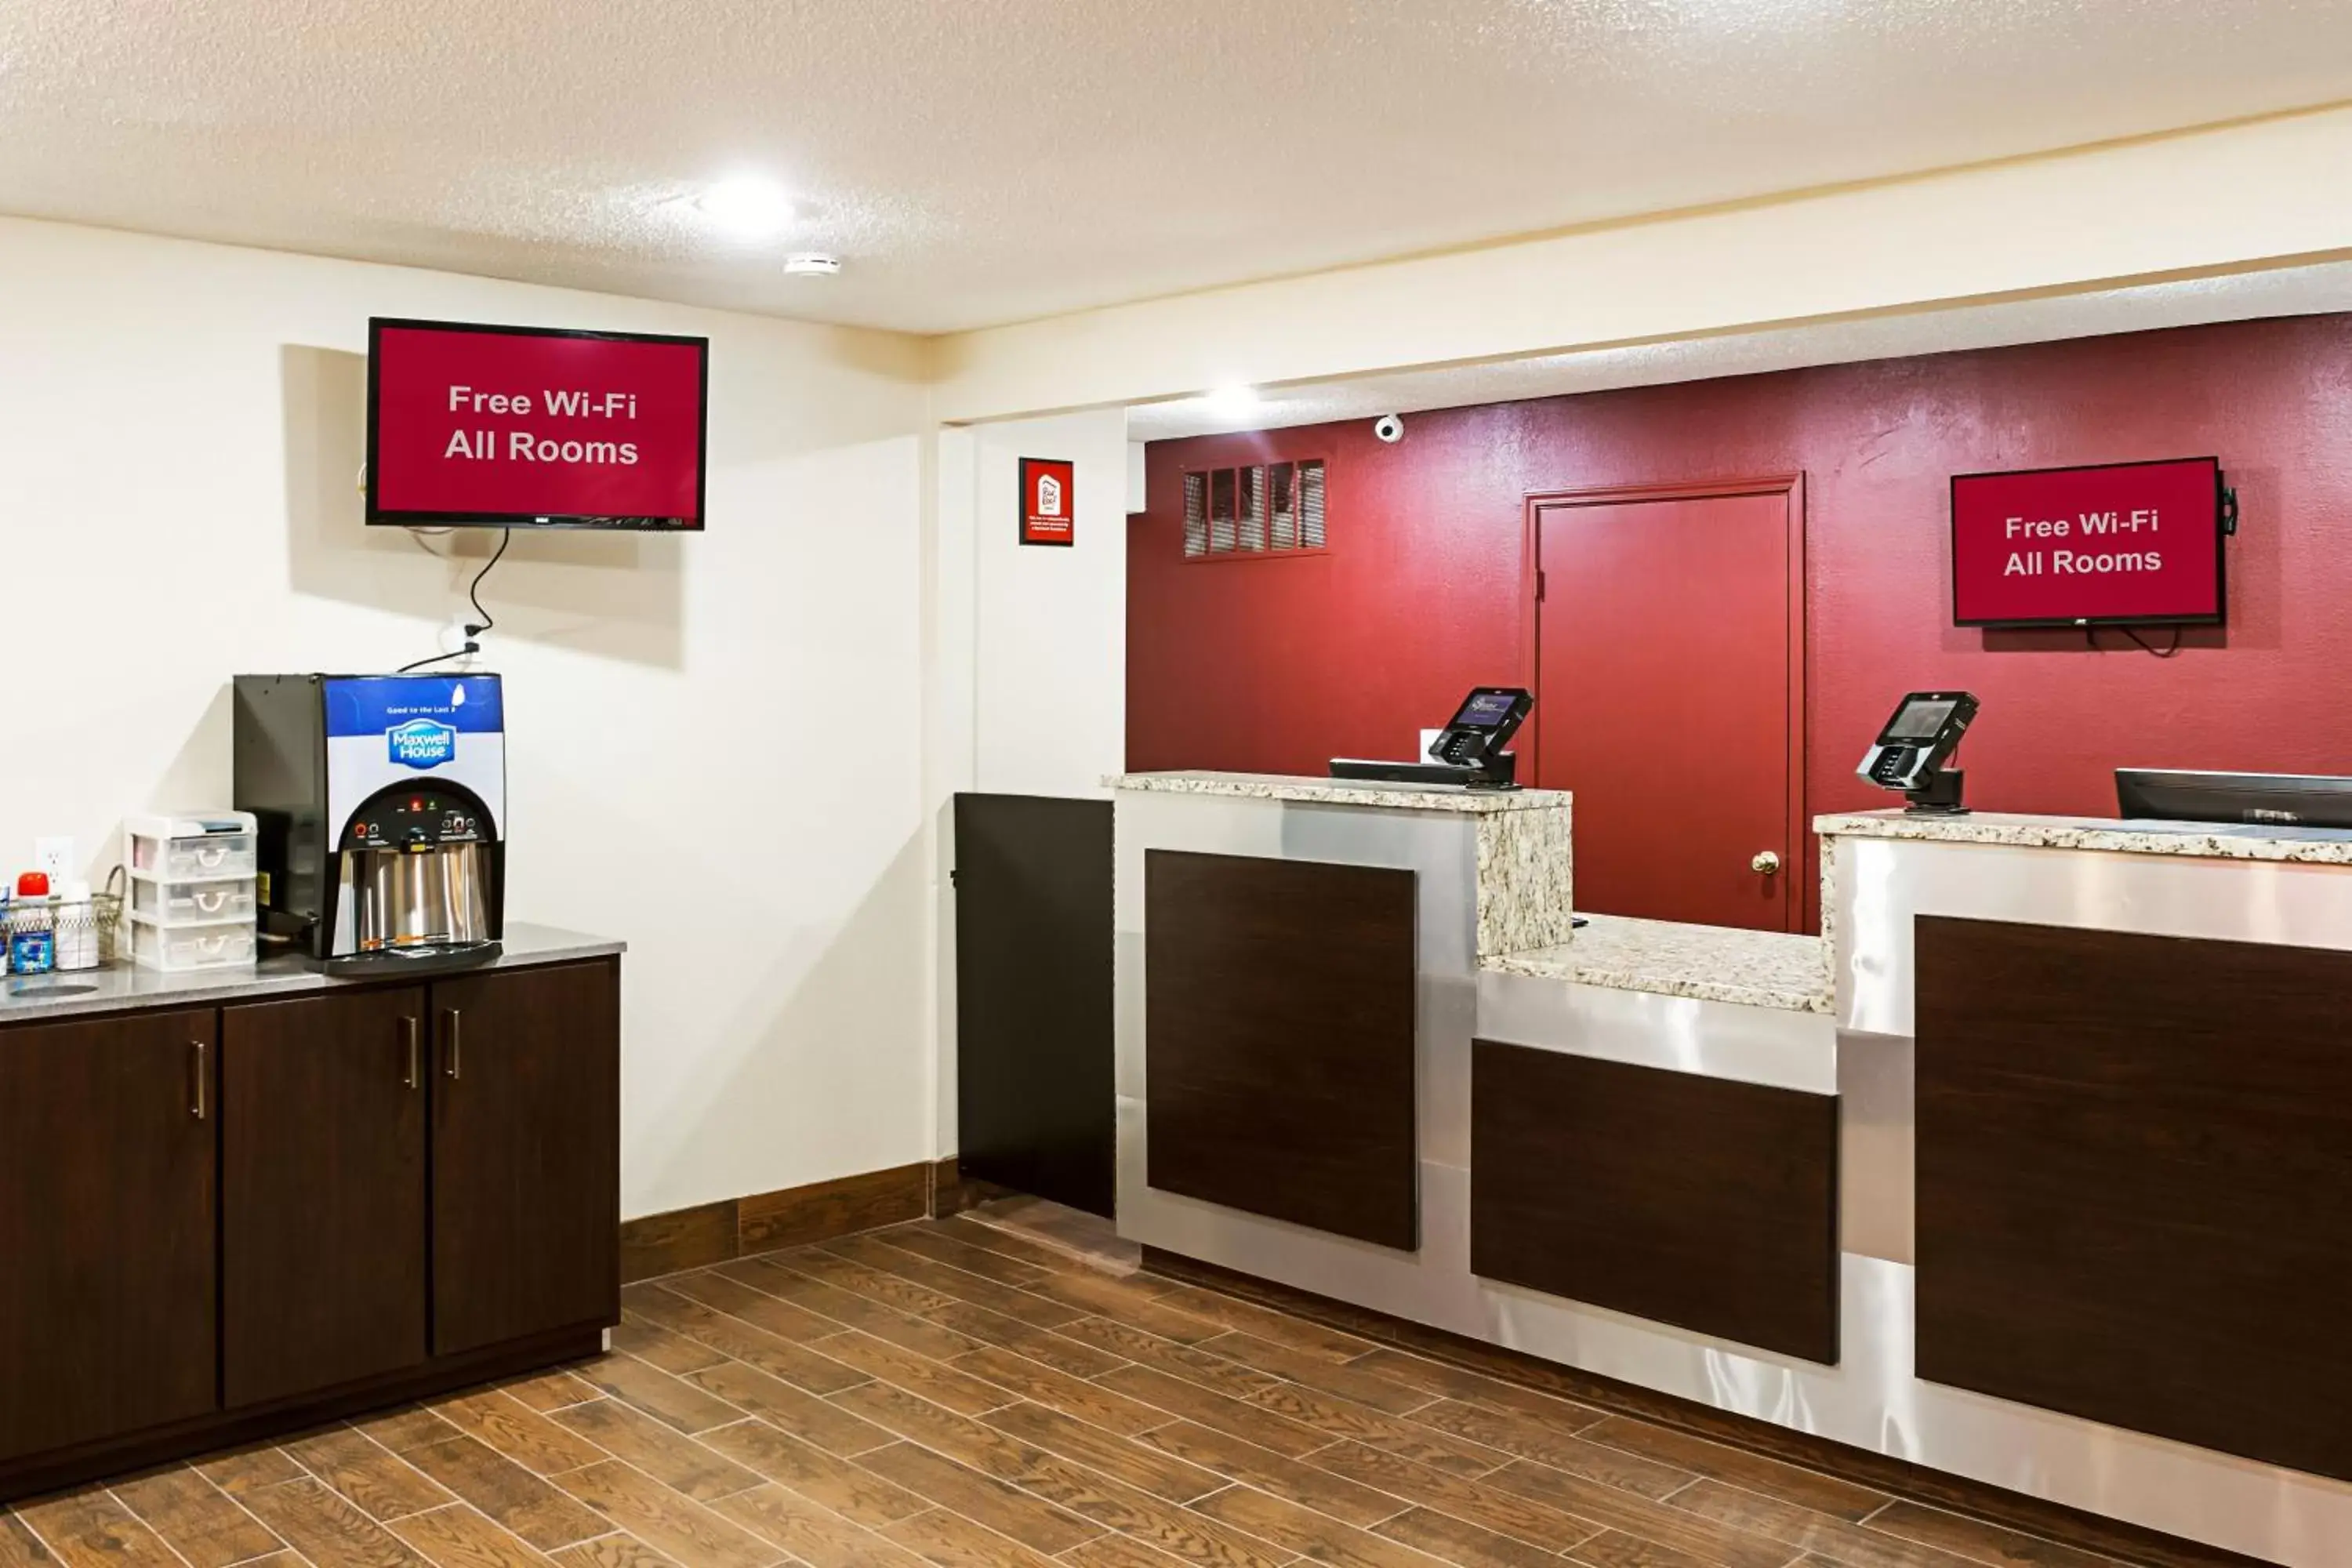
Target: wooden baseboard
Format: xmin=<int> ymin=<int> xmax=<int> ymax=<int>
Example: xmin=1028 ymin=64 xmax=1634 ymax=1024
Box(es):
xmin=1142 ymin=1247 xmax=2268 ymax=1568
xmin=621 ymin=1157 xmax=976 ymax=1284
xmin=929 ymin=1155 xmax=1020 ymax=1219
xmin=618 ymin=1198 xmax=740 ymax=1282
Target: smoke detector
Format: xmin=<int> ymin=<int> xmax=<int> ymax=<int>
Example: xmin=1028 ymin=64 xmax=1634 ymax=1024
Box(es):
xmin=784 ymin=252 xmax=841 ymax=277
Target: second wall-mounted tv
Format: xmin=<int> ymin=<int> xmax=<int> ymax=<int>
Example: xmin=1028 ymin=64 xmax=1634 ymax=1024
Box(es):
xmin=1951 ymin=456 xmax=2226 ymax=628
xmin=366 ymin=318 xmax=709 ymax=530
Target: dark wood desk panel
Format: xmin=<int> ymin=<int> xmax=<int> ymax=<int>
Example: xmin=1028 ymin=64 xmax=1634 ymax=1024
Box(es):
xmin=1471 ymin=1041 xmax=1839 ymax=1364
xmin=1145 ymin=849 xmax=1417 ymax=1250
xmin=1917 ymin=916 xmax=2352 ymax=1481
xmin=955 ymin=793 xmax=1116 ymax=1219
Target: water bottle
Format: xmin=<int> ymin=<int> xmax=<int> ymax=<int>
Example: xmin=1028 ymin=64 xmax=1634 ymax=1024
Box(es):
xmin=9 ymin=873 xmax=54 ymax=975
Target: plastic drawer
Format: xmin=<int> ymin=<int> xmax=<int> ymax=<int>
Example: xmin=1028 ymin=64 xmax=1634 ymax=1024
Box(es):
xmin=129 ymin=833 xmax=257 ymax=881
xmin=125 ymin=916 xmax=256 ymax=971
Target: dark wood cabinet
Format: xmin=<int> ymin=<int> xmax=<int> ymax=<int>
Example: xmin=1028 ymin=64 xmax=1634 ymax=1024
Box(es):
xmin=0 ymin=1008 xmax=219 ymax=1462
xmin=223 ymin=985 xmax=430 ymax=1407
xmin=431 ymin=959 xmax=621 ymax=1356
xmin=0 ymin=953 xmax=621 ymax=1504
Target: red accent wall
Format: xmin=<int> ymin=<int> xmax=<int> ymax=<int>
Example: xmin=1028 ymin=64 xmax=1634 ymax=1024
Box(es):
xmin=1130 ymin=315 xmax=2352 ymax=928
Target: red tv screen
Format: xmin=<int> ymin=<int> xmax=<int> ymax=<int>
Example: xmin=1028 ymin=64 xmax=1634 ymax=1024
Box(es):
xmin=366 ymin=318 xmax=708 ymax=529
xmin=1951 ymin=456 xmax=2225 ymax=628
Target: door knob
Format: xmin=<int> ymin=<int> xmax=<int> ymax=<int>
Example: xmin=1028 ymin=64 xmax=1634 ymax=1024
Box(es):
xmin=1751 ymin=850 xmax=1782 ymax=875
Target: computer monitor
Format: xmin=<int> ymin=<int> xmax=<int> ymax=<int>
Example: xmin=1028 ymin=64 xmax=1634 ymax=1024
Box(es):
xmin=2115 ymin=768 xmax=2352 ymax=829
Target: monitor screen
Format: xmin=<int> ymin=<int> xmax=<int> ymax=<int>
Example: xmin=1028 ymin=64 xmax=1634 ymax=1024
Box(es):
xmin=2118 ymin=769 xmax=2352 ymax=829
xmin=1450 ymin=690 xmax=1523 ymax=730
xmin=1950 ymin=456 xmax=2223 ymax=627
xmin=366 ymin=318 xmax=709 ymax=530
xmin=1885 ymin=697 xmax=1958 ymax=742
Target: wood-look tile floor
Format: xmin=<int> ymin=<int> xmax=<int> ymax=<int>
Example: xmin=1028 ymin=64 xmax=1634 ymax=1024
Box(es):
xmin=5 ymin=1207 xmax=2155 ymax=1568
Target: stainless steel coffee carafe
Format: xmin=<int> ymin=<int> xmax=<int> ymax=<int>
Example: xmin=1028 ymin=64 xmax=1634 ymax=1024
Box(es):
xmin=351 ymin=843 xmax=491 ymax=952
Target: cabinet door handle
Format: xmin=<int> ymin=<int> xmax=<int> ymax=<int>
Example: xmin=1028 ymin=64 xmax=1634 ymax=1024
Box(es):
xmin=401 ymin=1016 xmax=421 ymax=1089
xmin=443 ymin=1008 xmax=462 ymax=1080
xmin=189 ymin=1040 xmax=207 ymax=1120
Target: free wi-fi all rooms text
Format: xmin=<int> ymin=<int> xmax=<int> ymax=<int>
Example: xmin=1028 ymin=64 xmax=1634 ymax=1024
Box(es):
xmin=437 ymin=385 xmax=643 ymax=466
xmin=1998 ymin=508 xmax=2165 ymax=576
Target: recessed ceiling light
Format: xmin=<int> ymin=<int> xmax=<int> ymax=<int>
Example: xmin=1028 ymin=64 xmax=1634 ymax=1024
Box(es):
xmin=1206 ymin=383 xmax=1261 ymax=419
xmin=693 ymin=176 xmax=795 ymax=239
xmin=783 ymin=252 xmax=841 ymax=277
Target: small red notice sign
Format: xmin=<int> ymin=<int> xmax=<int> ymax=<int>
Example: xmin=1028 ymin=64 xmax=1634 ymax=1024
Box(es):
xmin=1950 ymin=457 xmax=2226 ymax=627
xmin=1020 ymin=457 xmax=1076 ymax=546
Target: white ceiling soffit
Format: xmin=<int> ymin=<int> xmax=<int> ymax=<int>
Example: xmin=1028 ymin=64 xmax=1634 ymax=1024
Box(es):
xmin=1124 ymin=261 xmax=2352 ymax=442
xmin=2 ymin=2 xmax=2351 ymax=332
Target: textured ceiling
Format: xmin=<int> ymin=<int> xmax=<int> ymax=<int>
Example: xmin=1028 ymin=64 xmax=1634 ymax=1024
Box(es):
xmin=3 ymin=2 xmax=2350 ymax=332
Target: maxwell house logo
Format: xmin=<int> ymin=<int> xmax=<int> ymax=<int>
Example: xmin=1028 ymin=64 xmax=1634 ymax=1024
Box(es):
xmin=387 ymin=718 xmax=457 ymax=769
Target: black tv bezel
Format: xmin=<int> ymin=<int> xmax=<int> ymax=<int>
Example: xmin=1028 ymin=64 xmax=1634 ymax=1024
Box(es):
xmin=1948 ymin=455 xmax=2226 ymax=630
xmin=365 ymin=317 xmax=710 ymax=532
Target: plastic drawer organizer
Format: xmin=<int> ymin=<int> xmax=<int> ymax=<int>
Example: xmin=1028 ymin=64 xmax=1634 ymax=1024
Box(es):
xmin=124 ymin=811 xmax=260 ymax=970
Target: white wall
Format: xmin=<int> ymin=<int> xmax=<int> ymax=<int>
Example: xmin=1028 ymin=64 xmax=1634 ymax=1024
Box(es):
xmin=964 ymin=411 xmax=1129 ymax=799
xmin=968 ymin=411 xmax=1131 ymax=798
xmin=0 ymin=216 xmax=933 ymax=1220
xmin=923 ymin=408 xmax=1129 ymax=1153
xmin=929 ymin=103 xmax=2352 ymax=420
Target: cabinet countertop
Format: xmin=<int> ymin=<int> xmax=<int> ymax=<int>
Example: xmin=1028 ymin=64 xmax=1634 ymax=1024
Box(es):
xmin=0 ymin=923 xmax=624 ymax=1025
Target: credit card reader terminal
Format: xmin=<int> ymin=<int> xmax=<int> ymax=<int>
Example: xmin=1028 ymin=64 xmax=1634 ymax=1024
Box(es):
xmin=1328 ymin=685 xmax=1532 ymax=789
xmin=1429 ymin=687 xmax=1533 ymax=772
xmin=1857 ymin=691 xmax=1977 ymax=814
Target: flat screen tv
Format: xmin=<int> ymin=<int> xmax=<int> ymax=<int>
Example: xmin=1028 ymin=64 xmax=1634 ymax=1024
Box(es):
xmin=366 ymin=318 xmax=709 ymax=530
xmin=1949 ymin=456 xmax=2225 ymax=628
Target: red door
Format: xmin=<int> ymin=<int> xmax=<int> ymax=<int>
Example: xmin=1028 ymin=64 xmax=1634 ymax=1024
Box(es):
xmin=1533 ymin=482 xmax=1802 ymax=931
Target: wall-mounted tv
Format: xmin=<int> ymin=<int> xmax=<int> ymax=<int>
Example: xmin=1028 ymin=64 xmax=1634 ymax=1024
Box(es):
xmin=366 ymin=318 xmax=709 ymax=530
xmin=1950 ymin=456 xmax=2226 ymax=628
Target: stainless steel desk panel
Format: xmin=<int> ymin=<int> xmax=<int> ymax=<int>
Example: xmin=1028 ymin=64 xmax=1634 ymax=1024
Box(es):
xmin=1477 ymin=967 xmax=1837 ymax=1095
xmin=1114 ymin=790 xmax=1483 ymax=1174
xmin=1835 ymin=835 xmax=2352 ymax=1036
xmin=1118 ymin=1108 xmax=2352 ymax=1567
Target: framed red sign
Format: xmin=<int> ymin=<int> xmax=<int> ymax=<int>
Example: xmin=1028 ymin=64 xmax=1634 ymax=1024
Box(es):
xmin=1951 ymin=456 xmax=2227 ymax=628
xmin=1020 ymin=457 xmax=1076 ymax=546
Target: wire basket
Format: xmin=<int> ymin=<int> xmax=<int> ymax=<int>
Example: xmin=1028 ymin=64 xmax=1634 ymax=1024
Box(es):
xmin=2 ymin=867 xmax=126 ymax=968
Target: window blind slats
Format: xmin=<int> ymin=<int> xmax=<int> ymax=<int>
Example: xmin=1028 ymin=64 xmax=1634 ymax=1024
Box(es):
xmin=1181 ymin=458 xmax=1327 ymax=561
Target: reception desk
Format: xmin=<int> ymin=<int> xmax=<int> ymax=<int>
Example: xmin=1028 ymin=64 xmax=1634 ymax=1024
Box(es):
xmin=1112 ymin=773 xmax=2352 ymax=1568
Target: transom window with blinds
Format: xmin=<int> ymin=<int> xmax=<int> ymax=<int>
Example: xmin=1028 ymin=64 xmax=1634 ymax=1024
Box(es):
xmin=1181 ymin=459 xmax=1327 ymax=560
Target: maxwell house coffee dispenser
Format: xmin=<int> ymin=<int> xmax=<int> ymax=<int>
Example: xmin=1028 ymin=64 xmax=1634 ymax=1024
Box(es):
xmin=233 ymin=673 xmax=506 ymax=975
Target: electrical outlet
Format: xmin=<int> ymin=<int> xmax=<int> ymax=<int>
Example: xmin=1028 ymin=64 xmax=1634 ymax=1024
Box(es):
xmin=33 ymin=837 xmax=74 ymax=884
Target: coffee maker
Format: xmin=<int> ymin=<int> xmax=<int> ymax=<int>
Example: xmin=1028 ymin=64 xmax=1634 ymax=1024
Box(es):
xmin=234 ymin=673 xmax=506 ymax=975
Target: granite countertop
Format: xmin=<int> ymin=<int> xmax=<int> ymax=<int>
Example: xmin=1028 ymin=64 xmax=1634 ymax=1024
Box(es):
xmin=1486 ymin=913 xmax=1833 ymax=1013
xmin=0 ymin=922 xmax=624 ymax=1025
xmin=1108 ymin=771 xmax=1570 ymax=815
xmin=1815 ymin=808 xmax=2352 ymax=865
